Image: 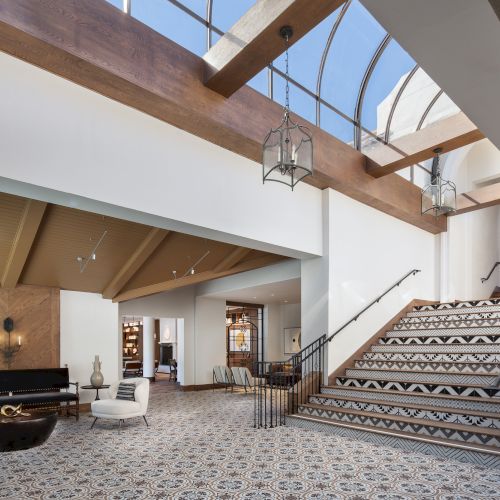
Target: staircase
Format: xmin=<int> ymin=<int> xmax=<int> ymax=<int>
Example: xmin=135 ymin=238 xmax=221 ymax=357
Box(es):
xmin=287 ymin=299 xmax=500 ymax=468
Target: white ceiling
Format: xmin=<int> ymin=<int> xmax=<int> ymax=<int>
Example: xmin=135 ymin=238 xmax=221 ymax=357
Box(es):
xmin=205 ymin=278 xmax=301 ymax=305
xmin=361 ymin=0 xmax=500 ymax=149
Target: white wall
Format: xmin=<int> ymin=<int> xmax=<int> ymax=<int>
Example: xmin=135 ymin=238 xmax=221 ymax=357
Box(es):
xmin=448 ymin=206 xmax=499 ymax=300
xmin=264 ymin=302 xmax=301 ymax=362
xmin=60 ymin=291 xmax=119 ymax=404
xmin=0 ymin=52 xmax=322 ymax=259
xmin=194 ymin=297 xmax=226 ymax=385
xmin=301 ymin=189 xmax=438 ymax=374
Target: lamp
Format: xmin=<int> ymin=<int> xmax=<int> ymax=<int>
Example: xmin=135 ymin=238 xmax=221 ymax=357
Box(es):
xmin=1 ymin=317 xmax=22 ymax=368
xmin=421 ymin=148 xmax=456 ymax=216
xmin=263 ymin=26 xmax=313 ymax=190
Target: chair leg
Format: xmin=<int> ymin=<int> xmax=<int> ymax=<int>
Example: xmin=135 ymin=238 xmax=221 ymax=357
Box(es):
xmin=143 ymin=415 xmax=149 ymax=427
xmin=119 ymin=419 xmax=123 ymax=428
xmin=90 ymin=417 xmax=98 ymax=429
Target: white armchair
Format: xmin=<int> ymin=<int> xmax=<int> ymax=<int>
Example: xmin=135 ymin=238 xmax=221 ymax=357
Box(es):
xmin=90 ymin=377 xmax=150 ymax=428
xmin=231 ymin=367 xmax=256 ymax=392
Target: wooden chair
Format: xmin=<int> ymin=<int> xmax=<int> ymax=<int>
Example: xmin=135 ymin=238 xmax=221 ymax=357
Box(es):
xmin=168 ymin=359 xmax=177 ymax=382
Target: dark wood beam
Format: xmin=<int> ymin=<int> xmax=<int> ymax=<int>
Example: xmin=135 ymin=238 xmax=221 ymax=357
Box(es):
xmin=203 ymin=0 xmax=344 ymax=97
xmin=1 ymin=199 xmax=47 ymax=289
xmin=366 ymin=112 xmax=484 ymax=178
xmin=450 ymin=183 xmax=500 ymax=216
xmin=113 ymin=254 xmax=285 ymax=302
xmin=102 ymin=228 xmax=169 ymax=299
xmin=0 ymin=0 xmax=445 ymax=234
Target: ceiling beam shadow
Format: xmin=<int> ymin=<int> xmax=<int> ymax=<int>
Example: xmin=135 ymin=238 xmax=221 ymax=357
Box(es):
xmin=102 ymin=228 xmax=169 ymax=299
xmin=1 ymin=199 xmax=47 ymax=289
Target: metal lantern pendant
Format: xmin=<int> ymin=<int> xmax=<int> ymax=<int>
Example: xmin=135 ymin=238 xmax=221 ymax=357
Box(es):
xmin=421 ymin=148 xmax=457 ymax=216
xmin=263 ymin=26 xmax=313 ymax=190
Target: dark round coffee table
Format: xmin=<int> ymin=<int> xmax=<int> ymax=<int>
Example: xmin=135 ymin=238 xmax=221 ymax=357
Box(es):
xmin=0 ymin=412 xmax=57 ymax=452
xmin=81 ymin=384 xmax=110 ymax=401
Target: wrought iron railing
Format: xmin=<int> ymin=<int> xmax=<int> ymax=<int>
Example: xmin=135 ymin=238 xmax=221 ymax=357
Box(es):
xmin=254 ymin=269 xmax=421 ymax=428
xmin=481 ymin=262 xmax=500 ymax=283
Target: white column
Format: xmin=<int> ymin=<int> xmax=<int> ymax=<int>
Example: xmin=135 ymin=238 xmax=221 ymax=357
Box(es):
xmin=142 ymin=317 xmax=155 ymax=379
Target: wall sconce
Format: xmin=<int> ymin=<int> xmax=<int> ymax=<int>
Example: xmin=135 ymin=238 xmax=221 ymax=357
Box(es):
xmin=2 ymin=317 xmax=22 ymax=368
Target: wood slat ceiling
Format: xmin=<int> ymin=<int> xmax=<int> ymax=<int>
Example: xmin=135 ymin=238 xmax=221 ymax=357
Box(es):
xmin=0 ymin=192 xmax=284 ymax=300
xmin=0 ymin=193 xmax=27 ymax=278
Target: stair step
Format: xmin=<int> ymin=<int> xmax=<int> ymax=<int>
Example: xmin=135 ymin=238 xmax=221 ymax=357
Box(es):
xmin=414 ymin=299 xmax=500 ymax=311
xmin=335 ymin=376 xmax=499 ymax=398
xmin=343 ymin=368 xmax=496 ymax=385
xmin=390 ymin=323 xmax=500 ymax=334
xmin=307 ymin=395 xmax=500 ymax=428
xmin=379 ymin=335 xmax=500 ymax=346
xmin=384 ymin=327 xmax=500 ymax=338
xmin=298 ymin=404 xmax=500 ymax=447
xmin=286 ymin=414 xmax=500 ymax=469
xmin=409 ymin=304 xmax=500 ymax=317
xmin=371 ymin=343 xmax=500 ymax=353
xmin=354 ymin=359 xmax=500 ymax=374
xmin=320 ymin=386 xmax=500 ymax=413
xmin=363 ymin=352 xmax=500 ymax=362
xmin=401 ymin=312 xmax=500 ymax=323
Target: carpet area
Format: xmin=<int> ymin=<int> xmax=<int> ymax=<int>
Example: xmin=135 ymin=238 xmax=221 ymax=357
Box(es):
xmin=2 ymin=383 xmax=499 ymax=499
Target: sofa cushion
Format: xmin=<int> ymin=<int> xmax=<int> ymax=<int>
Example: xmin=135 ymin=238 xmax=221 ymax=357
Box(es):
xmin=91 ymin=398 xmax=141 ymax=416
xmin=0 ymin=391 xmax=78 ymax=406
xmin=116 ymin=382 xmax=135 ymax=401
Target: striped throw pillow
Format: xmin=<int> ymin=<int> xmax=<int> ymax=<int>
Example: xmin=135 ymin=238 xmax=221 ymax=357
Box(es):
xmin=116 ymin=382 xmax=136 ymax=401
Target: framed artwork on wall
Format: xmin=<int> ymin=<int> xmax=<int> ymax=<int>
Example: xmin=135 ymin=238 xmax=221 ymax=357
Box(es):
xmin=284 ymin=327 xmax=301 ymax=354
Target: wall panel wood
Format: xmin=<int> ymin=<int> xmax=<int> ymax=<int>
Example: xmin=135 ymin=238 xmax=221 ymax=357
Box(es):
xmin=0 ymin=285 xmax=60 ymax=369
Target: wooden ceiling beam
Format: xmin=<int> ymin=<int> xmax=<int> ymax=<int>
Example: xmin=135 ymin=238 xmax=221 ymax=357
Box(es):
xmin=0 ymin=0 xmax=445 ymax=234
xmin=366 ymin=112 xmax=484 ymax=178
xmin=113 ymin=254 xmax=284 ymax=303
xmin=450 ymin=183 xmax=500 ymax=216
xmin=213 ymin=247 xmax=252 ymax=273
xmin=102 ymin=228 xmax=169 ymax=299
xmin=1 ymin=199 xmax=47 ymax=289
xmin=203 ymin=0 xmax=344 ymax=97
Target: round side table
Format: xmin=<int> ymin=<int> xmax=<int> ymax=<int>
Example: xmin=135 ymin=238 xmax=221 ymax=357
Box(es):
xmin=81 ymin=385 xmax=110 ymax=401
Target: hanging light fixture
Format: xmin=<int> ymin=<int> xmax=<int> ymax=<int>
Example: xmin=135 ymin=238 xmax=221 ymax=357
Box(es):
xmin=262 ymin=26 xmax=313 ymax=190
xmin=421 ymin=148 xmax=456 ymax=216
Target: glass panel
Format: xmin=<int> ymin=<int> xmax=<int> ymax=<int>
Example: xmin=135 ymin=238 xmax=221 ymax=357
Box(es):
xmin=248 ymin=68 xmax=269 ymax=98
xmin=273 ymin=74 xmax=316 ymax=125
xmin=419 ymin=92 xmax=460 ymax=130
xmin=320 ymin=0 xmax=386 ymax=118
xmin=273 ymin=9 xmax=342 ymax=94
xmin=133 ymin=0 xmax=205 ymax=56
xmin=212 ymin=0 xmax=256 ymax=33
xmin=175 ymin=0 xmax=206 ymax=18
xmin=106 ymin=0 xmax=123 ymax=9
xmin=388 ymin=67 xmax=439 ymax=141
xmin=320 ymin=105 xmax=354 ymax=145
xmin=360 ymin=39 xmax=414 ymax=139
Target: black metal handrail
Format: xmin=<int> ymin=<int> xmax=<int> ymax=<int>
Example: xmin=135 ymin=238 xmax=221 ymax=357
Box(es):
xmin=481 ymin=262 xmax=500 ymax=283
xmin=254 ymin=268 xmax=421 ymax=429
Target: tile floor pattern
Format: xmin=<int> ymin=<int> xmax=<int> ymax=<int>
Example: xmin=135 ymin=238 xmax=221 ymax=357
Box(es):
xmin=2 ymin=383 xmax=500 ymax=500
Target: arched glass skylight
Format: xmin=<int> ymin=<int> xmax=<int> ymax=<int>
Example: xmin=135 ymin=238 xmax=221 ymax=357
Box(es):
xmin=106 ymin=0 xmax=462 ymax=185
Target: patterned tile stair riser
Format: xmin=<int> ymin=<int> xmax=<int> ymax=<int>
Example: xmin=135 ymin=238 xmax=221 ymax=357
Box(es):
xmin=306 ymin=397 xmax=500 ymax=429
xmin=414 ymin=299 xmax=500 ymax=311
xmin=408 ymin=305 xmax=500 ymax=317
xmin=382 ymin=329 xmax=500 ymax=340
xmin=286 ymin=415 xmax=500 ymax=469
xmin=320 ymin=387 xmax=500 ymax=413
xmin=371 ymin=343 xmax=500 ymax=353
xmin=400 ymin=312 xmax=500 ymax=323
xmin=362 ymin=352 xmax=500 ymax=362
xmin=335 ymin=377 xmax=499 ymax=398
xmin=392 ymin=322 xmax=500 ymax=332
xmin=342 ymin=369 xmax=497 ymax=385
xmin=296 ymin=406 xmax=500 ymax=446
xmin=354 ymin=360 xmax=500 ymax=374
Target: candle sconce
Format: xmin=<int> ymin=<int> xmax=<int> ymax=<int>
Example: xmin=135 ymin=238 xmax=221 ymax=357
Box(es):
xmin=2 ymin=317 xmax=22 ymax=368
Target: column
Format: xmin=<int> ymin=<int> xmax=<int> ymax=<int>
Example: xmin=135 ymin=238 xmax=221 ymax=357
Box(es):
xmin=142 ymin=316 xmax=155 ymax=380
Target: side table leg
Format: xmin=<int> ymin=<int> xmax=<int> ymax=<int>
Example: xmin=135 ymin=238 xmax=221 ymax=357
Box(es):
xmin=95 ymin=388 xmax=100 ymax=401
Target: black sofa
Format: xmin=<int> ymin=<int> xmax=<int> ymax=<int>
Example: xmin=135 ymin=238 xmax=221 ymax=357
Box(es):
xmin=0 ymin=368 xmax=79 ymax=420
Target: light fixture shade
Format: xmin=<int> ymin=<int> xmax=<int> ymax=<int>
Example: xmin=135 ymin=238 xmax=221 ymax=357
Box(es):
xmin=263 ymin=112 xmax=313 ymax=190
xmin=421 ymin=177 xmax=457 ymax=216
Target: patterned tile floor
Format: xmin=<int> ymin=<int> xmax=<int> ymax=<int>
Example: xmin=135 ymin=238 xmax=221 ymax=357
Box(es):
xmin=2 ymin=382 xmax=500 ymax=499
